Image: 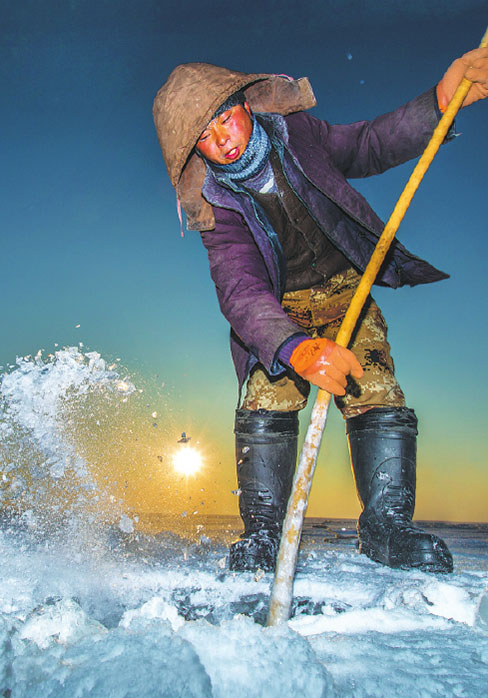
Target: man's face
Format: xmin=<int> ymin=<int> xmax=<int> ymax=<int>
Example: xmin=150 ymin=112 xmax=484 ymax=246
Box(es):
xmin=196 ymin=102 xmax=253 ymax=165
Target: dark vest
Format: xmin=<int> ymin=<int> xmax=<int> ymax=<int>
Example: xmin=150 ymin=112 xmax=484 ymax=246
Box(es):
xmin=252 ymin=150 xmax=350 ymax=292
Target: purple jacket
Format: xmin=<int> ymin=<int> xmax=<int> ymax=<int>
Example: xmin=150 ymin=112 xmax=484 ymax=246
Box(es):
xmin=200 ymin=88 xmax=449 ymax=393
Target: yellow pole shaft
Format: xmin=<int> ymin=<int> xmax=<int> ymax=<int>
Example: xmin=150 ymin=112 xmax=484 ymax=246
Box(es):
xmin=267 ymin=27 xmax=488 ymax=627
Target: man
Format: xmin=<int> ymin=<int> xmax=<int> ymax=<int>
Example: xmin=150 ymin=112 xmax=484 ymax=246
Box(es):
xmin=153 ymin=47 xmax=488 ymax=574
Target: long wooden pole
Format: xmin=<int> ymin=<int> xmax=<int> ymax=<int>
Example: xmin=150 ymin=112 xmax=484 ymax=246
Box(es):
xmin=267 ymin=27 xmax=488 ymax=626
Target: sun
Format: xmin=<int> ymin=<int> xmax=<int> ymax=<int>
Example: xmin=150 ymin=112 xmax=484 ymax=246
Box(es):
xmin=172 ymin=446 xmax=203 ymax=476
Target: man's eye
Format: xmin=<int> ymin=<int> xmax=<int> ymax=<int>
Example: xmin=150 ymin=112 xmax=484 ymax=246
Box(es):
xmin=199 ymin=133 xmax=209 ymax=142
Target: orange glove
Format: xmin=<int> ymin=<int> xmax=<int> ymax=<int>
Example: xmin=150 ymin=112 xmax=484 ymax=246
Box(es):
xmin=437 ymin=46 xmax=488 ymax=112
xmin=289 ymin=338 xmax=363 ymax=396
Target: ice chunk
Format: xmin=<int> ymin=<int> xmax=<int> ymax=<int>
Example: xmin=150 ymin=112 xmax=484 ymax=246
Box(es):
xmin=475 ymin=589 xmax=488 ymax=631
xmin=120 ymin=597 xmax=185 ymax=632
xmin=179 ymin=614 xmax=333 ymax=698
xmin=13 ymin=627 xmax=212 ymax=698
xmin=421 ymin=580 xmax=476 ymax=625
xmin=302 ymin=604 xmax=451 ymax=635
xmin=118 ymin=514 xmax=135 ymax=534
xmin=18 ymin=598 xmax=107 ymax=650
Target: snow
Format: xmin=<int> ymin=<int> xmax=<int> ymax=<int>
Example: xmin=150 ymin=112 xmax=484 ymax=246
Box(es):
xmin=0 ymin=521 xmax=486 ymax=698
xmin=0 ymin=349 xmax=487 ymax=697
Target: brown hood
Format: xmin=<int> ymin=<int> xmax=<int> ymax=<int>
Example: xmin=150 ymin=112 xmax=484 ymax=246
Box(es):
xmin=153 ymin=62 xmax=316 ymax=230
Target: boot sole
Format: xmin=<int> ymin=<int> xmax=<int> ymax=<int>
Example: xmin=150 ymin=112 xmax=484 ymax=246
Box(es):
xmin=360 ymin=540 xmax=453 ymax=574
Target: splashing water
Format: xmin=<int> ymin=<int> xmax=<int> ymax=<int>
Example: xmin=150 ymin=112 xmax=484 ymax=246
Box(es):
xmin=0 ymin=347 xmax=136 ymax=540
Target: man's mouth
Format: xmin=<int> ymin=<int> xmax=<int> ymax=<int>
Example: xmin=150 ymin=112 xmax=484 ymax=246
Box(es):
xmin=225 ymin=147 xmax=240 ymax=160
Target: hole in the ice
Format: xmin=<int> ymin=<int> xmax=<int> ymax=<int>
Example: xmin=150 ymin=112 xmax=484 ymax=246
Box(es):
xmin=167 ymin=591 xmax=332 ymax=627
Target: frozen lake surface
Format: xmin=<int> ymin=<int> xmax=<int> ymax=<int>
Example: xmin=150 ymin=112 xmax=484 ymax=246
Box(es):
xmin=1 ymin=348 xmax=487 ymax=696
xmin=0 ymin=515 xmax=487 ymax=697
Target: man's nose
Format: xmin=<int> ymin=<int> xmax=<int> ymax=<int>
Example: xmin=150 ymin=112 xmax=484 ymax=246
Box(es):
xmin=215 ymin=127 xmax=229 ymax=146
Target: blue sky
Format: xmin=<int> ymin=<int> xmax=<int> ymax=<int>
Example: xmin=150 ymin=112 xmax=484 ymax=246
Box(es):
xmin=1 ymin=0 xmax=487 ymax=520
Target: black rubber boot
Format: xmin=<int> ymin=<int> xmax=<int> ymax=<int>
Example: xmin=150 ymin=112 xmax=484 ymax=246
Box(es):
xmin=346 ymin=407 xmax=453 ymax=573
xmin=229 ymin=409 xmax=298 ymax=572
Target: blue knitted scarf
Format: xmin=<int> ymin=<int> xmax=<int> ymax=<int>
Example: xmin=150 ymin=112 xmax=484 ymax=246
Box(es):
xmin=206 ymin=117 xmax=271 ymax=185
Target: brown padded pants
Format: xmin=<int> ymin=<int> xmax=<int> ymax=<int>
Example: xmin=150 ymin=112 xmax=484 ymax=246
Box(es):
xmin=241 ymin=268 xmax=406 ymax=419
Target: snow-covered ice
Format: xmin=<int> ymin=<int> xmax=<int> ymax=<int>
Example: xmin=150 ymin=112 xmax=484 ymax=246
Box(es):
xmin=0 ymin=349 xmax=487 ymax=697
xmin=0 ymin=517 xmax=487 ymax=697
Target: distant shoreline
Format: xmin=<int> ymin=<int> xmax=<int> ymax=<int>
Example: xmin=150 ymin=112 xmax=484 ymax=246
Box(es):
xmin=135 ymin=513 xmax=488 ymax=526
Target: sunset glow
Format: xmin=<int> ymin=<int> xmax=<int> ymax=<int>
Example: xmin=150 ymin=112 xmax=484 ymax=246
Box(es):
xmin=172 ymin=446 xmax=203 ymax=476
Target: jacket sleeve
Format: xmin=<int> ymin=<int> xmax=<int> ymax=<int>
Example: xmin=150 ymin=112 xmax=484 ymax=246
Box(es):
xmin=301 ymin=87 xmax=444 ymax=178
xmin=200 ymin=206 xmax=305 ymax=374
